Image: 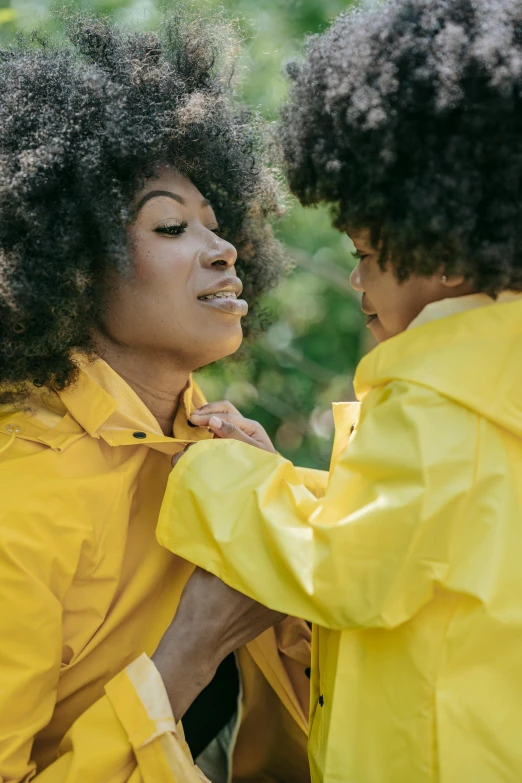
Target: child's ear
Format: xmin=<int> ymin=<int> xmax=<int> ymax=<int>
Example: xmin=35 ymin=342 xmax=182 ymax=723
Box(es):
xmin=440 ymin=272 xmax=466 ymax=288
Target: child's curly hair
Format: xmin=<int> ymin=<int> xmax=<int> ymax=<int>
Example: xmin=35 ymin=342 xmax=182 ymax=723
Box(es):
xmin=0 ymin=10 xmax=286 ymax=399
xmin=281 ymin=0 xmax=522 ymax=292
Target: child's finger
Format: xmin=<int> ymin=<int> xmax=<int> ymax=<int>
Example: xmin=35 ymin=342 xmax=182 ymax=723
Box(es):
xmin=208 ymin=416 xmax=260 ymax=447
xmin=190 ymin=412 xmax=248 ymax=427
xmin=192 ymin=400 xmax=241 ymax=417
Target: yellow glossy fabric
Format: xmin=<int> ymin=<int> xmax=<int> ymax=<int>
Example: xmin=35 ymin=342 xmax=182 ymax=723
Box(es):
xmin=158 ymin=295 xmax=522 ymax=783
xmin=0 ymin=358 xmax=311 ymax=783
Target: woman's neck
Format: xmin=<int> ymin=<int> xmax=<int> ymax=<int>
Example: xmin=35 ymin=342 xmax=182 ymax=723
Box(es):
xmin=94 ymin=332 xmax=191 ymax=436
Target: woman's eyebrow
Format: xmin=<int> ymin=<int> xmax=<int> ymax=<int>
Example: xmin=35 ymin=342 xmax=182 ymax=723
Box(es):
xmin=135 ymin=190 xmax=212 ymax=213
xmin=135 ymin=190 xmax=185 ymax=212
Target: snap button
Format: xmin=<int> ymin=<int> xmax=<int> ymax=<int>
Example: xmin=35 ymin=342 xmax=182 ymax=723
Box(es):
xmin=132 ymin=431 xmax=147 ymax=439
xmin=5 ymin=424 xmax=21 ymax=435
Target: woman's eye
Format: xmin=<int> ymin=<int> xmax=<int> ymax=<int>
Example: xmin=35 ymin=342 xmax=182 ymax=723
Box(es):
xmin=154 ymin=222 xmax=188 ymax=237
xmin=209 ymin=226 xmax=222 ymax=236
xmin=351 ymin=251 xmax=368 ymax=262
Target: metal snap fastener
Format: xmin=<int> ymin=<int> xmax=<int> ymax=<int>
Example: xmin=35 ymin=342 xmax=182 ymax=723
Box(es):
xmin=132 ymin=431 xmax=147 ymax=439
xmin=5 ymin=424 xmax=21 ymax=435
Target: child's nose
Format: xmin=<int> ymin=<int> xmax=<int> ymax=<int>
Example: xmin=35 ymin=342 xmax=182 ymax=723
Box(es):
xmin=350 ymin=264 xmax=363 ymax=292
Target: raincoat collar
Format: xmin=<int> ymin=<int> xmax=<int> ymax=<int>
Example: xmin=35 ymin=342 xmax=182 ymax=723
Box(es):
xmin=407 ymin=290 xmax=522 ymax=330
xmin=57 ymin=357 xmax=212 ymax=453
xmin=354 ymin=293 xmax=522 ymax=437
xmin=58 ymin=365 xmax=118 ymax=437
xmin=1 ymin=357 xmax=212 ymax=454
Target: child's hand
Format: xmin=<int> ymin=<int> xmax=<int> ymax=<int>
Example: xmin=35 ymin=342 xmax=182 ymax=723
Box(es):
xmin=190 ymin=400 xmax=277 ymax=453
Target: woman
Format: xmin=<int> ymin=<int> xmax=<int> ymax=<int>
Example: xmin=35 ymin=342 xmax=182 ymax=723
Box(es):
xmin=158 ymin=0 xmax=522 ymax=781
xmin=0 ymin=12 xmax=311 ymax=783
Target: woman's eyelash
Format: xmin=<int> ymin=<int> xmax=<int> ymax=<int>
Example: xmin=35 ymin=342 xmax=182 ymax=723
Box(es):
xmin=154 ymin=221 xmax=188 ymax=237
xmin=153 ymin=223 xmax=221 ymax=237
xmin=351 ymin=251 xmax=368 ymax=261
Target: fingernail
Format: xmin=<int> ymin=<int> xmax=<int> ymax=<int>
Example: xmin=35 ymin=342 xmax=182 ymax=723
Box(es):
xmin=209 ymin=416 xmax=222 ymax=430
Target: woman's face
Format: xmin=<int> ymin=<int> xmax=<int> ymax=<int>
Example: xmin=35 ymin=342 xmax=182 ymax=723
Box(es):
xmin=348 ymin=228 xmax=470 ymax=343
xmin=102 ymin=168 xmax=246 ymax=369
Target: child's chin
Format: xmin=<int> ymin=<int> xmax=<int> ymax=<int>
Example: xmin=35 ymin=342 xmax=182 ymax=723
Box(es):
xmin=368 ymin=317 xmax=392 ymax=344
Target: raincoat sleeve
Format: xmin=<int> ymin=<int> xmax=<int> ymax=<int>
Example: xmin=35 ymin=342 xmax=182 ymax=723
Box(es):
xmin=0 ymin=474 xmax=207 ymax=783
xmin=157 ymin=381 xmax=475 ymax=630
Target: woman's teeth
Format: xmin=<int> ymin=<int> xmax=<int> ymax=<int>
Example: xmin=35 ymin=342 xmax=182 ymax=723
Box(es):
xmin=198 ymin=291 xmax=238 ymax=301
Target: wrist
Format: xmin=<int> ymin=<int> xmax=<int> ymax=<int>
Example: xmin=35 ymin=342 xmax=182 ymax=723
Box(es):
xmin=152 ymin=616 xmax=223 ymax=719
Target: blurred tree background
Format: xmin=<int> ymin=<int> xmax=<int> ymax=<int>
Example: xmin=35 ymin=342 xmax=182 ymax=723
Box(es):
xmin=0 ymin=0 xmax=372 ymax=469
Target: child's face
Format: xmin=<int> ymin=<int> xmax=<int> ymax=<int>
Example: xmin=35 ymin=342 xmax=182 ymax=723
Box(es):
xmin=348 ymin=228 xmax=471 ymax=343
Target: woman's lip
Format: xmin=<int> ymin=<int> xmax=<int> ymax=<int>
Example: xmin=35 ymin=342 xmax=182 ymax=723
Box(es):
xmin=197 ymin=297 xmax=248 ymax=316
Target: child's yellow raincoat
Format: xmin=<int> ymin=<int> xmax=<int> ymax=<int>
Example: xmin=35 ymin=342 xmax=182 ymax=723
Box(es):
xmin=158 ymin=294 xmax=522 ymax=783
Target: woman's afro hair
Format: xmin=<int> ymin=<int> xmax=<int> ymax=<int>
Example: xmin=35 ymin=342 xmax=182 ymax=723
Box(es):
xmin=281 ymin=0 xmax=522 ymax=292
xmin=0 ymin=9 xmax=286 ymax=398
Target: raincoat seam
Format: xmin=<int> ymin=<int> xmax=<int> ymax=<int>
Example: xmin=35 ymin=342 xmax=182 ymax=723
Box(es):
xmin=246 ymin=637 xmax=308 ymax=732
xmin=327 ymin=384 xmax=450 ymax=628
xmin=60 ymin=472 xmax=126 ymax=606
xmin=57 ymin=486 xmax=121 ymax=666
xmin=443 ymin=411 xmax=481 ymax=584
xmin=431 ymin=593 xmax=465 ymax=782
xmin=386 ymin=391 xmax=480 ymax=630
xmin=0 ymin=430 xmax=16 ymax=454
xmin=91 ymin=473 xmax=126 ymax=570
xmin=226 ymin=652 xmax=243 ymax=783
xmin=429 ymin=414 xmax=481 ymax=782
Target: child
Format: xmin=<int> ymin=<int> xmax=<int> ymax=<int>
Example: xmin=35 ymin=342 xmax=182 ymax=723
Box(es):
xmin=157 ymin=0 xmax=522 ymax=780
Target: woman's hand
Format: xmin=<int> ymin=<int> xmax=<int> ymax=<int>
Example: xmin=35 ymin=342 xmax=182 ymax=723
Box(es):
xmin=190 ymin=400 xmax=276 ymax=452
xmin=152 ymin=567 xmax=285 ymax=719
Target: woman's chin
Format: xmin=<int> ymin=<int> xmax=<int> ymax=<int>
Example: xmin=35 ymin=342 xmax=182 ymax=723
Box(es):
xmin=221 ymin=330 xmax=244 ymax=358
xmin=193 ymin=326 xmax=244 ymax=367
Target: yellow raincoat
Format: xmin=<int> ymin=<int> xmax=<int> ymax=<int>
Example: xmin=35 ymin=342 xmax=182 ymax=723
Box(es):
xmin=0 ymin=357 xmax=313 ymax=783
xmin=158 ymin=293 xmax=522 ymax=783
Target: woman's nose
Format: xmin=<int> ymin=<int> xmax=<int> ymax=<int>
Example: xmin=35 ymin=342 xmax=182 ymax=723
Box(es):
xmin=350 ymin=263 xmax=363 ymax=292
xmin=201 ymin=236 xmax=237 ymax=269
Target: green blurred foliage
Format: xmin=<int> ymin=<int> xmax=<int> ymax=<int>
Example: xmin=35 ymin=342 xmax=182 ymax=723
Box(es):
xmin=0 ymin=0 xmax=372 ymax=469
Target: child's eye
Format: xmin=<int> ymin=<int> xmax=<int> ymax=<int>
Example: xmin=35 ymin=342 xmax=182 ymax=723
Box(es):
xmin=154 ymin=221 xmax=188 ymax=237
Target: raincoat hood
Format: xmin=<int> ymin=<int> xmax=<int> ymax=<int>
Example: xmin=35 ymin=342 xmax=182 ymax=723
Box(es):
xmin=355 ymin=294 xmax=522 ymax=437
